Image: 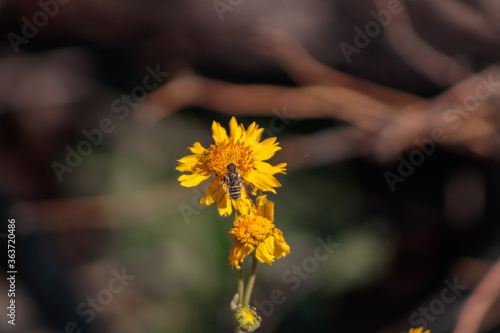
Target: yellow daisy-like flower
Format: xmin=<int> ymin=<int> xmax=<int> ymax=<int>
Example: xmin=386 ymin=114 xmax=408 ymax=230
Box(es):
xmin=409 ymin=328 xmax=430 ymax=333
xmin=176 ymin=117 xmax=286 ymax=216
xmin=229 ymin=195 xmax=290 ymax=269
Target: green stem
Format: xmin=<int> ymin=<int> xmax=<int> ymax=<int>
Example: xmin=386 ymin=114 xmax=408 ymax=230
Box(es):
xmin=237 ymin=265 xmax=245 ymax=305
xmin=233 ymin=207 xmax=243 ymax=304
xmin=243 ymin=254 xmax=259 ymax=305
xmin=233 ymin=206 xmax=245 ymax=333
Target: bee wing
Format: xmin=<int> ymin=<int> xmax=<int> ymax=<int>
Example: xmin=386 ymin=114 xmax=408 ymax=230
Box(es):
xmin=202 ymin=177 xmax=224 ymax=207
xmin=240 ymin=177 xmax=261 ymax=197
xmin=216 ymin=182 xmax=227 ymax=205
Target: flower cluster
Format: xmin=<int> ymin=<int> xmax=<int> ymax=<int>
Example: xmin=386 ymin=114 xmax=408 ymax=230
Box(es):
xmin=177 ymin=117 xmax=290 ymax=267
xmin=177 ymin=117 xmax=429 ymax=333
xmin=177 ymin=117 xmax=289 ymax=332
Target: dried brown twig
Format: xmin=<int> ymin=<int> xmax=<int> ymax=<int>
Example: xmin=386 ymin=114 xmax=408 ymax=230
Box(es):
xmin=453 ymin=257 xmax=500 ymax=333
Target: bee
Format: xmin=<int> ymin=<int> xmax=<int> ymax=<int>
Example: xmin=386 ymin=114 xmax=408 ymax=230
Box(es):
xmin=225 ymin=162 xmax=255 ymax=201
xmin=210 ymin=163 xmax=256 ymax=205
xmin=204 ymin=163 xmax=260 ymax=207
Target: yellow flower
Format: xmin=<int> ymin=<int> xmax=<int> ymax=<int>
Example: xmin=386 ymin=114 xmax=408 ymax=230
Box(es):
xmin=176 ymin=117 xmax=286 ymax=216
xmin=234 ymin=305 xmax=261 ymax=332
xmin=229 ymin=196 xmax=290 ymax=269
xmin=409 ymin=328 xmax=430 ymax=333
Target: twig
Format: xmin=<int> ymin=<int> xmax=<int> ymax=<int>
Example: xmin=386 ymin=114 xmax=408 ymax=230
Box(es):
xmin=453 ymin=258 xmax=500 ymax=333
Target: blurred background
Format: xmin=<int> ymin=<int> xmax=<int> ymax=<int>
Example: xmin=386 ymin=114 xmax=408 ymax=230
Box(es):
xmin=1 ymin=0 xmax=500 ymax=332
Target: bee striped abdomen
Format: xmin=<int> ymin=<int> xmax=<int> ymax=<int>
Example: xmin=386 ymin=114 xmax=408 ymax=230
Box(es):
xmin=226 ymin=163 xmax=243 ymax=200
xmin=227 ymin=180 xmax=242 ymax=200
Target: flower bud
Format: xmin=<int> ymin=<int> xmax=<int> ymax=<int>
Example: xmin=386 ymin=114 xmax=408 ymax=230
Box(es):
xmin=234 ymin=305 xmax=261 ymax=332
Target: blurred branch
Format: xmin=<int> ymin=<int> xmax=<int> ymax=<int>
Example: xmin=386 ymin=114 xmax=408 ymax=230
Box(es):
xmin=281 ymin=126 xmax=371 ymax=171
xmin=375 ymin=0 xmax=472 ymax=86
xmin=249 ymin=27 xmax=423 ymax=107
xmin=11 ymin=179 xmax=196 ymax=233
xmin=147 ymin=76 xmax=397 ymax=133
xmin=373 ymin=65 xmax=500 ymax=161
xmin=454 ymin=257 xmax=500 ymax=333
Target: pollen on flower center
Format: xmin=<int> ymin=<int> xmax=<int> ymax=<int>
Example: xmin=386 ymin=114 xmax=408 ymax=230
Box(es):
xmin=230 ymin=215 xmax=274 ymax=246
xmin=206 ymin=140 xmax=256 ymax=177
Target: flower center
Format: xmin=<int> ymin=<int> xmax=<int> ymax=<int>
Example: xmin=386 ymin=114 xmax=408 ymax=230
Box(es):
xmin=230 ymin=215 xmax=274 ymax=246
xmin=206 ymin=140 xmax=255 ymax=177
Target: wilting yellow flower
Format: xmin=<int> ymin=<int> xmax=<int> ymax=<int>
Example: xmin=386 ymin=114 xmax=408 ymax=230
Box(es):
xmin=409 ymin=328 xmax=430 ymax=333
xmin=229 ymin=196 xmax=290 ymax=269
xmin=234 ymin=305 xmax=261 ymax=332
xmin=176 ymin=117 xmax=286 ymax=216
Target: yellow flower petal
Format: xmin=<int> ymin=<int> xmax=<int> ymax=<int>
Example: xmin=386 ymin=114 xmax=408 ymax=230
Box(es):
xmin=273 ymin=228 xmax=284 ymax=242
xmin=177 ymin=154 xmax=199 ymax=165
xmin=176 ymin=155 xmax=207 ymax=172
xmin=241 ymin=243 xmax=254 ymax=257
xmin=255 ymin=237 xmax=275 ymax=265
xmin=255 ymin=195 xmax=274 ymax=222
xmin=212 ymin=120 xmax=228 ymax=143
xmin=189 ymin=142 xmax=207 ymax=155
xmin=229 ymin=243 xmax=255 ymax=269
xmin=229 ymin=117 xmax=244 ymax=141
xmin=242 ymin=122 xmax=263 ymax=147
xmin=256 ymin=195 xmax=266 ymax=212
xmin=255 ymin=161 xmax=286 ymax=175
xmin=273 ymin=229 xmax=290 ymax=258
xmin=178 ymin=172 xmax=211 ymax=187
xmin=234 ymin=196 xmax=253 ymax=216
xmin=254 ymin=137 xmax=281 ymax=161
xmin=265 ymin=200 xmax=274 ymax=222
xmin=245 ymin=169 xmax=282 ymax=193
xmin=229 ymin=243 xmax=243 ymax=269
